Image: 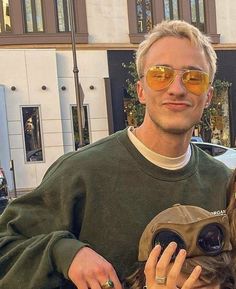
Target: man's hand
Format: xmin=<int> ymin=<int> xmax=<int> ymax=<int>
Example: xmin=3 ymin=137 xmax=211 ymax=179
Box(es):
xmin=68 ymin=247 xmax=122 ymax=289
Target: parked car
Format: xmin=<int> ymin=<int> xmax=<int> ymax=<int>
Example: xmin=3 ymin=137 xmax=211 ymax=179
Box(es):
xmin=0 ymin=167 xmax=9 ymax=214
xmin=192 ymin=142 xmax=236 ymax=169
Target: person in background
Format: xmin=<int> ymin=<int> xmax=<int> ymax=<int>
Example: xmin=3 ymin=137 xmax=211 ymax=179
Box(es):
xmin=0 ymin=20 xmax=232 ymax=289
xmin=124 ymin=204 xmax=234 ymax=289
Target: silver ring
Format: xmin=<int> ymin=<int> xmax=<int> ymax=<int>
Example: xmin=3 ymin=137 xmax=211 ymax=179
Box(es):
xmin=101 ymin=280 xmax=114 ymax=289
xmin=155 ymin=276 xmax=167 ymax=285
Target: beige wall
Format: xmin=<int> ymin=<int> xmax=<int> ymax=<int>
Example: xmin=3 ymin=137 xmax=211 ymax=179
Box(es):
xmin=0 ymin=48 xmax=110 ymax=192
xmin=216 ymin=0 xmax=236 ymax=43
xmin=0 ymin=49 xmax=65 ymax=191
xmin=57 ymin=50 xmax=109 ymax=153
xmin=86 ymin=0 xmax=130 ymax=43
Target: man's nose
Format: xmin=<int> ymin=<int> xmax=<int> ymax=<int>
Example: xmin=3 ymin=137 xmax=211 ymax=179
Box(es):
xmin=167 ymin=73 xmax=186 ymax=95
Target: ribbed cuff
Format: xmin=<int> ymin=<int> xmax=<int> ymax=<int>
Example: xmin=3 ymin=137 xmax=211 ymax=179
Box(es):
xmin=52 ymin=238 xmax=89 ymax=278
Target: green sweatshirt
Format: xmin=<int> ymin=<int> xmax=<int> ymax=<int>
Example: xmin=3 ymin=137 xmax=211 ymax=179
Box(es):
xmin=0 ymin=129 xmax=232 ymax=289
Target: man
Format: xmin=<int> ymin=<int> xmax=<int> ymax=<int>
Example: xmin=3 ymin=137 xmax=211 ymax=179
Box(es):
xmin=0 ymin=20 xmax=232 ymax=289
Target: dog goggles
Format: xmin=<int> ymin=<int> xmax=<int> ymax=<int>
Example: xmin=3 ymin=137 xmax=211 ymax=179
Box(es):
xmin=153 ymin=217 xmax=231 ymax=259
xmin=141 ymin=65 xmax=210 ymax=96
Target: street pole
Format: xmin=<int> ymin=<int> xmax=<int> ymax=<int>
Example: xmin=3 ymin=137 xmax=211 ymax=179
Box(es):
xmin=68 ymin=0 xmax=84 ymax=148
xmin=10 ymin=160 xmax=17 ymax=198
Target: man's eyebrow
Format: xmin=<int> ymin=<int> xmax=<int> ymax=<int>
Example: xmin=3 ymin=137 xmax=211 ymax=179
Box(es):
xmin=185 ymin=65 xmax=203 ymax=71
xmin=155 ymin=64 xmax=203 ymax=71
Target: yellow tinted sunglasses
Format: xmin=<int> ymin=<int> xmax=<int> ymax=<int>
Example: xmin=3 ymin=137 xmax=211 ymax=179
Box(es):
xmin=142 ymin=65 xmax=211 ymax=96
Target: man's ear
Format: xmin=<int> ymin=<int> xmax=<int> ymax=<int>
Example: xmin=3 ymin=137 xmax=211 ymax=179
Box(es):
xmin=204 ymin=86 xmax=214 ymax=108
xmin=137 ymin=80 xmax=146 ymax=104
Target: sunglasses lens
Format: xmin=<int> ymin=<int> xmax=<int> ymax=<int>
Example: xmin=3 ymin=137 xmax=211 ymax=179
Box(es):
xmin=146 ymin=66 xmax=174 ymax=91
xmin=182 ymin=70 xmax=210 ymax=96
xmin=198 ymin=224 xmax=224 ymax=255
xmin=153 ymin=230 xmax=186 ymax=259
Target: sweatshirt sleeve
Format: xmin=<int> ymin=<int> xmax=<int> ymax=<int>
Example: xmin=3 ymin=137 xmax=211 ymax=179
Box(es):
xmin=0 ymin=152 xmax=87 ymax=289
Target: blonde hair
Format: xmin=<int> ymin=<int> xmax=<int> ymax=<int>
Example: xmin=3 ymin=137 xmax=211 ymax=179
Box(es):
xmin=136 ymin=20 xmax=217 ymax=82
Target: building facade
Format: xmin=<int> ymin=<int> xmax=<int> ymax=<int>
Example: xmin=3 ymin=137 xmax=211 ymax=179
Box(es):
xmin=0 ymin=0 xmax=236 ymax=194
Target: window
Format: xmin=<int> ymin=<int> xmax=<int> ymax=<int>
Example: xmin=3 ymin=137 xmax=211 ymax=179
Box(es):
xmin=72 ymin=105 xmax=90 ymax=150
xmin=136 ymin=0 xmax=153 ymax=33
xmin=0 ymin=0 xmax=11 ymax=32
xmin=190 ymin=0 xmax=205 ymax=32
xmin=0 ymin=0 xmax=88 ymax=45
xmin=127 ymin=0 xmax=219 ymax=43
xmin=23 ymin=0 xmax=44 ymax=32
xmin=56 ymin=0 xmax=71 ymax=32
xmin=22 ymin=106 xmax=43 ymax=162
xmin=164 ymin=0 xmax=179 ymax=20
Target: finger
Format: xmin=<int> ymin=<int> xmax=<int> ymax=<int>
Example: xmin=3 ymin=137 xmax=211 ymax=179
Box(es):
xmin=72 ymin=278 xmax=88 ymax=289
xmin=89 ymin=279 xmax=104 ymax=289
xmin=99 ymin=263 xmax=122 ymax=289
xmin=166 ymin=249 xmax=187 ymax=287
xmin=144 ymin=245 xmax=162 ymax=284
xmin=107 ymin=269 xmax=122 ymax=289
xmin=155 ymin=242 xmax=177 ymax=277
xmin=90 ymin=273 xmax=119 ymax=289
xmin=182 ymin=265 xmax=202 ymax=289
xmin=88 ymin=266 xmax=109 ymax=289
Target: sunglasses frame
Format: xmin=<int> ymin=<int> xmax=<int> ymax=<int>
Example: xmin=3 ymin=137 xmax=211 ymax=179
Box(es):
xmin=141 ymin=65 xmax=211 ymax=96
